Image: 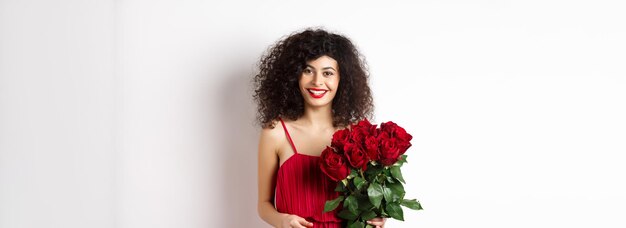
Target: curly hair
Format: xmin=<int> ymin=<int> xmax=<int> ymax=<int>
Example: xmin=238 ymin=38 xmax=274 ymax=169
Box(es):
xmin=253 ymin=28 xmax=374 ymax=129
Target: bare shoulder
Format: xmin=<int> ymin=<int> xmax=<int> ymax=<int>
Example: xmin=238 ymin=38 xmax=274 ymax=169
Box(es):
xmin=258 ymin=119 xmax=283 ymax=151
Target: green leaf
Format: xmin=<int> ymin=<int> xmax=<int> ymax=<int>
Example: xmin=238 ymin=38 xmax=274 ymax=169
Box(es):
xmin=365 ymin=165 xmax=384 ymax=178
xmin=380 ymin=206 xmax=388 ymax=217
xmin=390 ymin=166 xmax=405 ymax=183
xmin=323 ymin=196 xmax=344 ymax=212
xmin=367 ymin=182 xmax=384 ymax=208
xmin=395 ymin=155 xmax=408 ymax=165
xmin=386 ymin=176 xmax=396 ymax=183
xmin=344 ymin=195 xmax=359 ymax=215
xmin=382 ymin=185 xmax=393 ymax=203
xmin=353 ymin=176 xmax=367 ymax=190
xmin=335 ymin=182 xmax=346 ymax=192
xmin=357 ymin=195 xmax=374 ymax=210
xmin=401 ymin=199 xmax=423 ymax=210
xmin=347 ymin=220 xmax=365 ymax=228
xmin=349 ymin=168 xmax=359 ymax=178
xmin=387 ymin=181 xmax=405 ymax=201
xmin=377 ymin=174 xmax=387 ymax=184
xmin=337 ymin=208 xmax=358 ymax=220
xmin=386 ymin=203 xmax=404 ymax=221
xmin=360 ymin=210 xmax=378 ymax=221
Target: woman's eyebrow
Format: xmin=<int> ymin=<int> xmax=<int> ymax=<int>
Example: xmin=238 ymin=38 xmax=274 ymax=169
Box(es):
xmin=306 ymin=65 xmax=337 ymax=71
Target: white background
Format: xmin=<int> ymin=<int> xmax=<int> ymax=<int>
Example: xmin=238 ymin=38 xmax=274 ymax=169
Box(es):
xmin=1 ymin=0 xmax=625 ymax=227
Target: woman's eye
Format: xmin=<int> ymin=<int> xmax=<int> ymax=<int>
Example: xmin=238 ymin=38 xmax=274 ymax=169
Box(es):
xmin=303 ymin=69 xmax=312 ymax=74
xmin=323 ymin=71 xmax=333 ymax=76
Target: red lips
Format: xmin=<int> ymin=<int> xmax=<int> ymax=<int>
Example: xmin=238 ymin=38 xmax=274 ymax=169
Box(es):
xmin=306 ymin=88 xmax=328 ymax=99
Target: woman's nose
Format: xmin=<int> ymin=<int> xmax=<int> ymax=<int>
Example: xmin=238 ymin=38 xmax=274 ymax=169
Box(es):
xmin=312 ymin=73 xmax=323 ymax=86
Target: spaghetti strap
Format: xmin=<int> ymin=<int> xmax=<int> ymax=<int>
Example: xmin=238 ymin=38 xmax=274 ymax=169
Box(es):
xmin=279 ymin=117 xmax=299 ymax=154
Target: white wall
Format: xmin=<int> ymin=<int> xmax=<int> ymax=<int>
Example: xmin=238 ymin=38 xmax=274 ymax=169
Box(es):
xmin=0 ymin=0 xmax=117 ymax=227
xmin=1 ymin=0 xmax=625 ymax=228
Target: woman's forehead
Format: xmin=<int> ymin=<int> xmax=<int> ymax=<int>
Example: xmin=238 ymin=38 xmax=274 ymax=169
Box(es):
xmin=306 ymin=55 xmax=338 ymax=69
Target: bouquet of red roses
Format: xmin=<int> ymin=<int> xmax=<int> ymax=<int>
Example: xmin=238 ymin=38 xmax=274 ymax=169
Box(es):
xmin=320 ymin=119 xmax=422 ymax=228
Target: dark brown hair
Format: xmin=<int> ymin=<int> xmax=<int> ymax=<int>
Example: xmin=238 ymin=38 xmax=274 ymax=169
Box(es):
xmin=253 ymin=28 xmax=374 ymax=128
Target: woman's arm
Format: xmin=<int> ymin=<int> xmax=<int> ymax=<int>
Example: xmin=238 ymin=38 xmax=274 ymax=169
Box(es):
xmin=257 ymin=126 xmax=313 ymax=228
xmin=257 ymin=126 xmax=284 ymax=226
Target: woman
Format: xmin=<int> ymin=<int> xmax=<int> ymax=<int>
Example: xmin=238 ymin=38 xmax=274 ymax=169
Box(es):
xmin=255 ymin=28 xmax=386 ymax=228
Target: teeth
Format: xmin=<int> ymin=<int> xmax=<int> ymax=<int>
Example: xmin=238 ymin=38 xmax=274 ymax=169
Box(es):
xmin=308 ymin=89 xmax=327 ymax=95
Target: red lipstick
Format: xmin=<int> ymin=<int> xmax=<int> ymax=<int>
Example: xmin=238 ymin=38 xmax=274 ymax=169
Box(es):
xmin=306 ymin=88 xmax=328 ymax=99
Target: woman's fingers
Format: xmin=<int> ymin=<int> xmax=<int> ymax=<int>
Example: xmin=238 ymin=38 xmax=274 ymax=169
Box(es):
xmin=367 ymin=217 xmax=386 ymax=227
xmin=291 ymin=217 xmax=313 ymax=228
xmin=301 ymin=219 xmax=313 ymax=227
xmin=289 ymin=220 xmax=305 ymax=228
xmin=299 ymin=218 xmax=314 ymax=227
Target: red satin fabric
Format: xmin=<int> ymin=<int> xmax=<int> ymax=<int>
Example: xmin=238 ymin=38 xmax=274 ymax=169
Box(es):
xmin=275 ymin=118 xmax=344 ymax=227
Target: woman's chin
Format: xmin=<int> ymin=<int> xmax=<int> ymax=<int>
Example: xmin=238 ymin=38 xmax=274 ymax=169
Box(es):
xmin=304 ymin=100 xmax=333 ymax=109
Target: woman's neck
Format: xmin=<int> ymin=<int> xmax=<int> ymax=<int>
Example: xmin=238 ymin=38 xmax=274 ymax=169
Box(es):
xmin=300 ymin=105 xmax=334 ymax=130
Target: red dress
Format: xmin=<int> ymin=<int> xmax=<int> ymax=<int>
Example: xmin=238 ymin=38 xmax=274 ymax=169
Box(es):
xmin=275 ymin=118 xmax=344 ymax=228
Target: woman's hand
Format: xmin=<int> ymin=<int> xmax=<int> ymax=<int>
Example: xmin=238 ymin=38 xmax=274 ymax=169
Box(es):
xmin=367 ymin=217 xmax=387 ymax=228
xmin=279 ymin=214 xmax=314 ymax=228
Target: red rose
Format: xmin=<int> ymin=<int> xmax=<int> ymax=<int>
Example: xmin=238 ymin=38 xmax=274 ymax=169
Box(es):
xmin=320 ymin=146 xmax=350 ymax=181
xmin=351 ymin=119 xmax=377 ymax=137
xmin=364 ymin=135 xmax=380 ymax=161
xmin=349 ymin=119 xmax=378 ymax=152
xmin=331 ymin=128 xmax=351 ymax=152
xmin=349 ymin=127 xmax=369 ymax=145
xmin=343 ymin=142 xmax=369 ymax=171
xmin=380 ymin=121 xmax=413 ymax=154
xmin=379 ymin=135 xmax=401 ymax=166
xmin=398 ymin=140 xmax=412 ymax=154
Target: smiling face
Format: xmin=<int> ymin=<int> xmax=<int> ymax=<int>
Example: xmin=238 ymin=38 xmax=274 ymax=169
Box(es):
xmin=299 ymin=55 xmax=340 ymax=109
